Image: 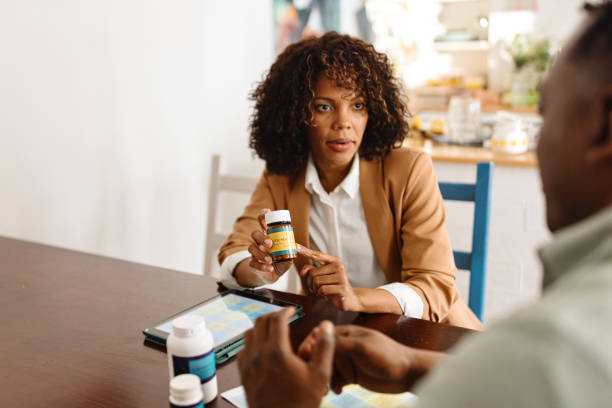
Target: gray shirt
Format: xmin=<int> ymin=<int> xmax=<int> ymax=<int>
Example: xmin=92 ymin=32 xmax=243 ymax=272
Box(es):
xmin=415 ymin=206 xmax=612 ymax=408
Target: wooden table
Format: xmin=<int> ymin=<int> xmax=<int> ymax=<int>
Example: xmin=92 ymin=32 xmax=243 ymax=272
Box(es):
xmin=0 ymin=237 xmax=475 ymax=407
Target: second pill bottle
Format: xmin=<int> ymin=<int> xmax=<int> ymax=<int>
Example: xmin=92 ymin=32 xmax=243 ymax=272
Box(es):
xmin=167 ymin=315 xmax=218 ymax=404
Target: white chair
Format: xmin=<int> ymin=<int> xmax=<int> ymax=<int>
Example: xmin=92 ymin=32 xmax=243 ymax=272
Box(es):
xmin=204 ymin=154 xmax=302 ymax=293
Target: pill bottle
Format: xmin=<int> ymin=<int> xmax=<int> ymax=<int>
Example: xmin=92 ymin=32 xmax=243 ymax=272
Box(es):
xmin=167 ymin=315 xmax=218 ymax=404
xmin=265 ymin=210 xmax=297 ymax=276
xmin=169 ymin=374 xmax=204 ymax=408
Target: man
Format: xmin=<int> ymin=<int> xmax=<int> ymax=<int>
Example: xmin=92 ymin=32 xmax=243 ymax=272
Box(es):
xmin=237 ymin=2 xmax=612 ymax=407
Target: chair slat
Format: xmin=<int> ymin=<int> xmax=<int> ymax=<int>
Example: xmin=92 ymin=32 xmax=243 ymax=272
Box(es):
xmin=218 ymin=175 xmax=258 ymax=193
xmin=438 ymin=183 xmax=476 ymax=201
xmin=452 ymin=250 xmax=472 ymax=271
xmin=439 ymin=162 xmax=493 ymax=322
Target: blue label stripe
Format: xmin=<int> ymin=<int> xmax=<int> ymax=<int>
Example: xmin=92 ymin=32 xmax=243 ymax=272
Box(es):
xmin=270 ymin=249 xmax=297 ymax=257
xmin=172 ymin=349 xmax=216 ymax=383
xmin=267 ymin=226 xmax=293 ymax=234
xmin=189 ymin=352 xmax=216 ymax=383
xmin=170 ymin=401 xmax=204 ymax=408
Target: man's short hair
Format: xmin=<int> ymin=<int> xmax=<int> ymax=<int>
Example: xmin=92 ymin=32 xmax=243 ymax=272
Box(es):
xmin=569 ymin=2 xmax=612 ymax=69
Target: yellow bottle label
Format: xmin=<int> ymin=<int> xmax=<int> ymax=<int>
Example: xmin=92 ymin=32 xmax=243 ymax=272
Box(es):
xmin=267 ymin=226 xmax=297 ymax=258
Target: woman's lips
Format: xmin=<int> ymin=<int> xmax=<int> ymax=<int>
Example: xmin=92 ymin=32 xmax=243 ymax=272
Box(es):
xmin=326 ymin=139 xmax=353 ymax=153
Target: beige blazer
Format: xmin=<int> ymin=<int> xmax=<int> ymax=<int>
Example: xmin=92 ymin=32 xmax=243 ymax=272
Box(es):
xmin=219 ymin=148 xmax=482 ymax=329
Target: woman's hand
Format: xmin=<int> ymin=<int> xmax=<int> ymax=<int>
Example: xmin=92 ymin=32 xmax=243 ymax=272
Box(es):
xmin=233 ymin=208 xmax=279 ymax=285
xmin=297 ymin=244 xmax=363 ymax=312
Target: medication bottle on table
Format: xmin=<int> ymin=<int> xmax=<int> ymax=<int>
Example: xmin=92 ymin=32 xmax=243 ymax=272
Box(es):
xmin=167 ymin=315 xmax=218 ymax=404
xmin=265 ymin=210 xmax=297 ymax=276
xmin=169 ymin=374 xmax=204 ymax=408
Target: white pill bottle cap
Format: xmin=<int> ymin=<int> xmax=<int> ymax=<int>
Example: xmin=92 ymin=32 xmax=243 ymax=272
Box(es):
xmin=265 ymin=210 xmax=291 ymax=225
xmin=171 ymin=315 xmax=206 ymax=338
xmin=169 ymin=374 xmax=203 ymax=406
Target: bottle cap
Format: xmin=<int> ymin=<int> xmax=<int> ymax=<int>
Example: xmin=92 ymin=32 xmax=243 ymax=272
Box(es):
xmin=172 ymin=315 xmax=206 ymax=338
xmin=170 ymin=374 xmax=204 ymax=402
xmin=265 ymin=210 xmax=291 ymax=225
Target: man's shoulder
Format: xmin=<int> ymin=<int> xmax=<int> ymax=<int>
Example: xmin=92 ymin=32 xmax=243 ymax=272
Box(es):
xmin=416 ymin=288 xmax=612 ymax=408
xmin=499 ymin=262 xmax=612 ymax=344
xmin=537 ymin=259 xmax=612 ymax=334
xmin=476 ymin=268 xmax=612 ymax=375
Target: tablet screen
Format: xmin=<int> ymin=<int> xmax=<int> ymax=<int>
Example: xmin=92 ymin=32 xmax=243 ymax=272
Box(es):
xmin=155 ymin=293 xmax=285 ymax=348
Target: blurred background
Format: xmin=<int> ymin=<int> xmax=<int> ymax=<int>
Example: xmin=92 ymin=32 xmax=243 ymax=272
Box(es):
xmin=0 ymin=0 xmax=585 ymax=323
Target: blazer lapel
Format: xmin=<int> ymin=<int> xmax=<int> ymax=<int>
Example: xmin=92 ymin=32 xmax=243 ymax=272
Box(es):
xmin=359 ymin=156 xmax=401 ymax=281
xmin=287 ymin=168 xmax=311 ymax=272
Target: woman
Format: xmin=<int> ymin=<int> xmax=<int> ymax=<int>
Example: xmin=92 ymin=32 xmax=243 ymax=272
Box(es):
xmin=218 ymin=32 xmax=481 ymax=329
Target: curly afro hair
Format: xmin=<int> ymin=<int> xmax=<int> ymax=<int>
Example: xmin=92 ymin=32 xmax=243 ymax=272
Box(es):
xmin=249 ymin=31 xmax=410 ymax=175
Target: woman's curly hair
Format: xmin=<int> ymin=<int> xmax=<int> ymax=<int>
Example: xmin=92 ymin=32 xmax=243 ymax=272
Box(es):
xmin=249 ymin=31 xmax=410 ymax=175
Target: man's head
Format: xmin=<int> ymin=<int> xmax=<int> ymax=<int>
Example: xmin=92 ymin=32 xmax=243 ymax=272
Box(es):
xmin=537 ymin=1 xmax=612 ymax=232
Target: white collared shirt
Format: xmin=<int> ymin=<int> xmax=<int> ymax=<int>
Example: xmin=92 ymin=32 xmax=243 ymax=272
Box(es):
xmin=220 ymin=154 xmax=423 ymax=318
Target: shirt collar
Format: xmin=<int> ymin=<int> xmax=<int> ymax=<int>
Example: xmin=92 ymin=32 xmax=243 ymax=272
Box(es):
xmin=304 ymin=153 xmax=360 ymax=199
xmin=538 ymin=206 xmax=612 ymax=289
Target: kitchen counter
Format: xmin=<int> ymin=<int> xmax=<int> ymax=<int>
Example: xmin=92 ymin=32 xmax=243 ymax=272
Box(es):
xmin=403 ymin=135 xmax=538 ymax=168
xmin=406 ymin=102 xmax=540 ymax=168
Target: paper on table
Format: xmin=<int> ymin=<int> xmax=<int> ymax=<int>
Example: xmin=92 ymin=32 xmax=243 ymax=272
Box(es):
xmin=321 ymin=384 xmax=418 ymax=407
xmin=221 ymin=386 xmax=249 ymax=408
xmin=221 ymin=384 xmax=418 ymax=408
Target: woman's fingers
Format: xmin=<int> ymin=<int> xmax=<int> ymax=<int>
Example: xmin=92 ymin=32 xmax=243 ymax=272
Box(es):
xmin=296 ymin=243 xmax=338 ymax=264
xmin=249 ymin=230 xmax=273 ymax=272
xmin=258 ymin=208 xmax=271 ymax=231
xmin=248 ymin=243 xmax=272 ymax=263
xmin=299 ymin=265 xmax=314 ymax=278
xmin=251 ymin=230 xmax=272 ymax=248
xmin=301 ymin=263 xmax=346 ymax=296
xmin=305 ymin=263 xmax=340 ymax=278
xmin=313 ymin=273 xmax=340 ymax=288
xmin=247 ymin=236 xmax=274 ymax=274
xmin=249 ymin=257 xmax=274 ymax=273
xmin=317 ymin=284 xmax=344 ymax=297
xmin=307 ymin=266 xmax=336 ymax=293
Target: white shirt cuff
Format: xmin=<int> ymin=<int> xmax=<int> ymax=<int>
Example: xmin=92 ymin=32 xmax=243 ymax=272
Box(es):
xmin=218 ymin=250 xmax=252 ymax=289
xmin=378 ymin=282 xmax=424 ymax=318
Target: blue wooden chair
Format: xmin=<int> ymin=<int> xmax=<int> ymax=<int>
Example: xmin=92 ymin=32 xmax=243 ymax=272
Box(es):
xmin=438 ymin=162 xmax=493 ymax=321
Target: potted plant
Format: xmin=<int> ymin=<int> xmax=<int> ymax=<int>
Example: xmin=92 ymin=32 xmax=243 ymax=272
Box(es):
xmin=505 ymin=34 xmax=553 ymax=108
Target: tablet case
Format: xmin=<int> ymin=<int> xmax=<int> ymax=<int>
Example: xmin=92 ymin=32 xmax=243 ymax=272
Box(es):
xmin=142 ymin=289 xmax=304 ymax=364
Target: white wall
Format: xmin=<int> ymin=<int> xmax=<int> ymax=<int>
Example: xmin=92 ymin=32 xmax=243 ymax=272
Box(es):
xmin=434 ymin=162 xmax=550 ymax=323
xmin=0 ymin=0 xmax=271 ymax=274
xmin=490 ymin=0 xmax=585 ymax=45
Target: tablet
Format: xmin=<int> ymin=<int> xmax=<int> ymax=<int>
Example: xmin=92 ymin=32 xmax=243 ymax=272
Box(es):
xmin=142 ymin=289 xmax=304 ymax=364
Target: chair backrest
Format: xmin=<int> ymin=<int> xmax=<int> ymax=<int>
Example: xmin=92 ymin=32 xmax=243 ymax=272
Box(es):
xmin=438 ymin=162 xmax=493 ymax=321
xmin=204 ymin=155 xmax=259 ymax=278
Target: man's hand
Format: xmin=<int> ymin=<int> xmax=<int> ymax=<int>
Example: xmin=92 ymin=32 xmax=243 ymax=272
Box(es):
xmin=297 ymin=244 xmax=363 ymax=312
xmin=237 ymin=307 xmax=335 ymax=408
xmin=299 ymin=325 xmax=445 ymax=394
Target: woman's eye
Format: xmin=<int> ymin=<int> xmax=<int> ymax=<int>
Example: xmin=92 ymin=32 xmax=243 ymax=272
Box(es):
xmin=315 ymin=104 xmax=331 ymax=112
xmin=354 ymin=102 xmax=365 ymax=110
